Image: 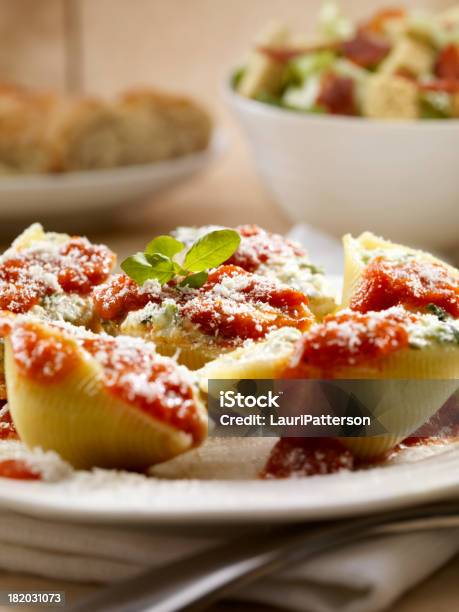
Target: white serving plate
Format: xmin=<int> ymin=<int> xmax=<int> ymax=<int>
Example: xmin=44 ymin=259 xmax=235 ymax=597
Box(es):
xmin=0 ymin=132 xmax=225 ymax=219
xmin=0 ymin=438 xmax=458 ymax=526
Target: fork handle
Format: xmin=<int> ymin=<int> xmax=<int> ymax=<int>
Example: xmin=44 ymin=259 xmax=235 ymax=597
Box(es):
xmin=68 ymin=501 xmax=459 ymax=612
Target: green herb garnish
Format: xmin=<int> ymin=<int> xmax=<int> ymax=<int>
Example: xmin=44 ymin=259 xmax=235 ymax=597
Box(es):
xmin=121 ymin=229 xmax=241 ymax=288
xmin=426 ymin=303 xmax=449 ymax=321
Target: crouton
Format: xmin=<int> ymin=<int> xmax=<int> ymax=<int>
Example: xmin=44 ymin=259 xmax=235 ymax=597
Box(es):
xmin=381 ymin=37 xmax=434 ymax=77
xmin=237 ymin=24 xmax=290 ymax=99
xmin=362 ymin=74 xmax=419 ymax=119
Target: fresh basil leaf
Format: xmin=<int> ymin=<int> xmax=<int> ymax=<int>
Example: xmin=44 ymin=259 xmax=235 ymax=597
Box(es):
xmin=172 ymin=261 xmax=189 ymax=276
xmin=144 ymin=253 xmax=175 ymax=284
xmin=121 ymin=253 xmax=155 ymax=284
xmin=180 ymin=271 xmax=208 ymax=288
xmin=145 ymin=235 xmax=184 ymax=258
xmin=184 ymin=229 xmax=241 ymax=272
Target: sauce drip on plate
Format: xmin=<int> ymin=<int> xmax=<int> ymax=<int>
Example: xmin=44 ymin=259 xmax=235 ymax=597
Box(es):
xmin=261 ymin=438 xmax=354 ymax=479
xmin=0 ymin=404 xmax=18 ymax=441
xmin=0 ymin=459 xmax=40 ymax=480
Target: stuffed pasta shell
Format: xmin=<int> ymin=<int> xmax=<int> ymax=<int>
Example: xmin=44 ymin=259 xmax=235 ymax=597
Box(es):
xmin=342 ymin=232 xmax=459 ymax=317
xmin=2 ymin=317 xmax=207 ymax=470
xmin=93 ymin=264 xmax=314 ymax=370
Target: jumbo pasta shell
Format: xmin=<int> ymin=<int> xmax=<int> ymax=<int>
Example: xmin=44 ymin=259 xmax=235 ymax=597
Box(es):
xmin=341 ymin=232 xmax=459 ymax=308
xmin=5 ymin=330 xmax=207 ymax=470
xmin=336 ymin=346 xmax=459 ymax=459
xmin=198 ymin=328 xmax=303 ymax=393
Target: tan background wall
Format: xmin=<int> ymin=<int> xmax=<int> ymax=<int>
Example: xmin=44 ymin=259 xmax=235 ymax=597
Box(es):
xmin=80 ymin=0 xmax=450 ymax=101
xmin=0 ymin=0 xmax=450 ymax=98
xmin=0 ymin=0 xmax=453 ymax=237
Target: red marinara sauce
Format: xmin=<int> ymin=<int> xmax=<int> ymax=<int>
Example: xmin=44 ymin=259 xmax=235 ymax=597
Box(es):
xmin=181 ymin=265 xmax=312 ymax=342
xmin=0 ymin=237 xmax=115 ymax=314
xmin=226 ymin=225 xmax=307 ymax=273
xmin=94 ymin=265 xmax=313 ymax=343
xmin=350 ymin=257 xmax=459 ymax=317
xmin=261 ymin=438 xmax=354 ymax=478
xmin=0 ymin=404 xmax=18 ymax=441
xmin=82 ymin=336 xmax=205 ymax=443
xmin=9 ymin=321 xmax=79 ymax=384
xmin=0 ymin=459 xmax=40 ymax=480
xmin=93 ymin=274 xmax=151 ymax=321
xmin=284 ymin=310 xmax=410 ymax=376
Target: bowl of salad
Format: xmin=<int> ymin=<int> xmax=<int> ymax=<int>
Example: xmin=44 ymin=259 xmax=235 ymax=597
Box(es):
xmin=227 ymin=2 xmax=459 ymax=249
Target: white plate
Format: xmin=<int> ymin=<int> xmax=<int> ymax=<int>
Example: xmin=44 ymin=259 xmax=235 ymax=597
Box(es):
xmin=0 ymin=438 xmax=458 ymax=526
xmin=0 ymin=132 xmax=225 ymax=219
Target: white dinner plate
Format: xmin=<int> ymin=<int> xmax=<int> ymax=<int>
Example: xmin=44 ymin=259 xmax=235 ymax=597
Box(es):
xmin=0 ymin=438 xmax=458 ymax=526
xmin=0 ymin=132 xmax=225 ymax=219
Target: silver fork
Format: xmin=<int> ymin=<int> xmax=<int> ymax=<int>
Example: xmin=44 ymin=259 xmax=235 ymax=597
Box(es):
xmin=68 ymin=501 xmax=459 ymax=612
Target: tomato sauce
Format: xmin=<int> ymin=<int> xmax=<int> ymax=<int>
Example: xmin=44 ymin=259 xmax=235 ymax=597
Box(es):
xmin=10 ymin=321 xmax=79 ymax=384
xmin=0 ymin=237 xmax=115 ymax=314
xmin=82 ymin=336 xmax=205 ymax=442
xmin=284 ymin=310 xmax=409 ymax=376
xmin=0 ymin=459 xmax=40 ymax=480
xmin=94 ymin=266 xmax=312 ymax=343
xmin=226 ymin=225 xmax=307 ymax=273
xmin=93 ymin=274 xmax=151 ymax=321
xmin=261 ymin=437 xmax=354 ymax=478
xmin=182 ymin=265 xmax=312 ymax=342
xmin=351 ymin=257 xmax=459 ymax=317
xmin=2 ymin=318 xmax=205 ymax=441
xmin=0 ymin=405 xmax=18 ymax=441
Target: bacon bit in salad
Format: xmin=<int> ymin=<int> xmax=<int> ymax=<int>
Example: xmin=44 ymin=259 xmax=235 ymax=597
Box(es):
xmin=10 ymin=321 xmax=79 ymax=384
xmin=341 ymin=31 xmax=391 ymax=68
xmin=257 ymin=43 xmax=338 ymax=64
xmin=317 ymin=74 xmax=357 ymax=116
xmin=284 ymin=310 xmax=410 ymax=376
xmin=435 ymin=44 xmax=459 ymax=81
xmin=81 ymin=336 xmax=205 ymax=442
xmin=261 ymin=437 xmax=354 ymax=479
xmin=361 ymin=7 xmax=406 ymax=34
xmin=227 ymin=225 xmax=307 ymax=273
xmin=419 ymin=79 xmax=459 ymax=94
xmin=0 ymin=459 xmax=41 ymax=480
xmin=0 ymin=405 xmax=18 ymax=441
xmin=350 ymin=258 xmax=459 ymax=317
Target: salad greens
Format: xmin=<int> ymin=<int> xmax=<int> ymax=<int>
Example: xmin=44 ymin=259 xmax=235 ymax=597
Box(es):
xmin=235 ymin=2 xmax=459 ymax=120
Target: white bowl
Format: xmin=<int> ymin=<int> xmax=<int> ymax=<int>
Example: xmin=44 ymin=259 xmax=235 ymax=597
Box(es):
xmin=227 ymin=88 xmax=459 ymax=250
